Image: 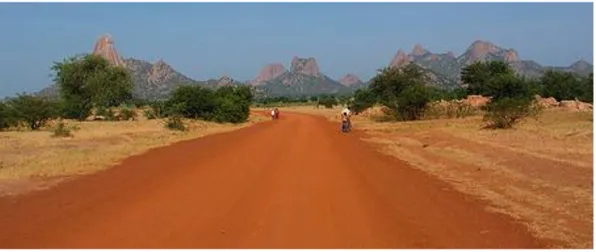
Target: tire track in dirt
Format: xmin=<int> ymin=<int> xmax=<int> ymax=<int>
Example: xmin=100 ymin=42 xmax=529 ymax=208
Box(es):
xmin=0 ymin=112 xmax=550 ymax=248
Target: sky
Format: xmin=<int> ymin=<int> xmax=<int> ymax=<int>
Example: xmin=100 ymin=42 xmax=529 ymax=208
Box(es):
xmin=0 ymin=2 xmax=593 ymax=97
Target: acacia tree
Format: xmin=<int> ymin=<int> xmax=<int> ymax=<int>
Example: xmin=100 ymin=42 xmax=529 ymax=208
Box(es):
xmin=7 ymin=93 xmax=58 ymax=130
xmin=461 ymin=61 xmax=536 ymax=129
xmin=52 ymin=54 xmax=133 ymax=120
xmin=369 ymin=64 xmax=431 ymax=120
xmin=461 ymin=61 xmax=515 ymax=96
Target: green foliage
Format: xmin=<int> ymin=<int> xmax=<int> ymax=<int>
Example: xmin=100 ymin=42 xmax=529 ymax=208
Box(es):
xmin=165 ymin=85 xmax=253 ymax=124
xmin=369 ymin=65 xmax=430 ymax=121
xmin=317 ymin=95 xmax=338 ymax=108
xmin=0 ymin=101 xmax=17 ymax=130
xmin=461 ymin=61 xmax=538 ymax=129
xmin=52 ymin=54 xmax=134 ymax=120
xmin=579 ymin=73 xmax=593 ymax=103
xmin=540 ymin=70 xmax=591 ymax=102
xmin=461 ymin=61 xmax=516 ymax=96
xmin=427 ymin=87 xmax=468 ymax=101
xmin=118 ymin=105 xmax=137 ymax=121
xmin=95 ymin=106 xmax=117 ymax=121
xmin=164 ymin=115 xmax=186 ymax=131
xmin=349 ymin=88 xmax=377 ymax=114
xmin=7 ymin=93 xmax=58 ymax=130
xmin=52 ymin=119 xmax=73 ymax=137
xmin=167 ymin=85 xmax=217 ymax=119
xmin=212 ymin=85 xmax=253 ymax=123
xmin=483 ymin=97 xmax=538 ymax=129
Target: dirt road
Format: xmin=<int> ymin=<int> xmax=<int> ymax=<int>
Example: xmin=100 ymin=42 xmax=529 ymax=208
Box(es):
xmin=0 ymin=113 xmax=550 ymax=248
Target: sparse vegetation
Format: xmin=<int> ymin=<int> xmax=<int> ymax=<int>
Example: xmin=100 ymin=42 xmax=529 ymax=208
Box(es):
xmin=118 ymin=105 xmax=137 ymax=121
xmin=6 ymin=93 xmax=58 ymax=130
xmin=165 ymin=115 xmax=186 ymax=131
xmin=317 ymin=95 xmax=338 ymax=108
xmin=52 ymin=119 xmax=73 ymax=137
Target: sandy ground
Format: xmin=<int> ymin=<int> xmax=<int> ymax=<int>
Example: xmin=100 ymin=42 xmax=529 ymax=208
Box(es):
xmin=279 ymin=105 xmax=593 ymax=248
xmin=0 ymin=112 xmax=549 ymax=248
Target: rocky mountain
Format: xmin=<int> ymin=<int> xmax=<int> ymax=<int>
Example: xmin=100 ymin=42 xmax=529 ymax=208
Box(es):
xmin=124 ymin=58 xmax=201 ymax=100
xmin=392 ymin=40 xmax=593 ymax=88
xmin=37 ymin=34 xmax=204 ymax=100
xmin=36 ymin=34 xmax=592 ymax=99
xmin=250 ymin=63 xmax=287 ymax=86
xmin=254 ymin=56 xmax=351 ymax=97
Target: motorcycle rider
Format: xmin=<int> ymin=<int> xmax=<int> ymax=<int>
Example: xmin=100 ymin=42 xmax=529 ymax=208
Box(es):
xmin=341 ymin=106 xmax=352 ymax=131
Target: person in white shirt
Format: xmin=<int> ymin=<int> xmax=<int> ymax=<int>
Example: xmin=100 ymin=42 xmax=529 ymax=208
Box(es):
xmin=341 ymin=106 xmax=352 ymax=131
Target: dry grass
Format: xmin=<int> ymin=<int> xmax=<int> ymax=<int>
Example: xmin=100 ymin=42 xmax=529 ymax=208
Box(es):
xmin=0 ymin=110 xmax=267 ymax=182
xmin=284 ymin=105 xmax=593 ymax=248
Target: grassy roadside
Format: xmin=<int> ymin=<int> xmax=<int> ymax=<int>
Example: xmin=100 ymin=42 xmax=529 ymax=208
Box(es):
xmin=0 ymin=110 xmax=267 ymax=195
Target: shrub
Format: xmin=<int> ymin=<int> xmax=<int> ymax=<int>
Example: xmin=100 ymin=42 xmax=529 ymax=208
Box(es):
xmin=118 ymin=106 xmax=137 ymax=121
xmin=144 ymin=109 xmax=157 ymax=120
xmin=0 ymin=101 xmax=17 ymax=130
xmin=349 ymin=88 xmax=377 ymax=114
xmin=483 ymin=97 xmax=538 ymax=129
xmin=369 ymin=65 xmax=432 ymax=121
xmin=96 ymin=106 xmax=117 ymax=121
xmin=318 ymin=95 xmax=338 ymax=108
xmin=52 ymin=119 xmax=73 ymax=137
xmin=52 ymin=54 xmax=133 ymax=120
xmin=7 ymin=93 xmax=58 ymax=130
xmin=165 ymin=115 xmax=186 ymax=131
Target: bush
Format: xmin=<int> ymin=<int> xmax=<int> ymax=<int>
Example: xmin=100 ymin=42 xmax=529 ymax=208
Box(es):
xmin=212 ymin=85 xmax=253 ymax=123
xmin=349 ymin=88 xmax=377 ymax=114
xmin=7 ymin=94 xmax=58 ymax=130
xmin=95 ymin=106 xmax=117 ymax=121
xmin=52 ymin=119 xmax=73 ymax=137
xmin=118 ymin=106 xmax=137 ymax=121
xmin=52 ymin=54 xmax=134 ymax=120
xmin=0 ymin=101 xmax=17 ymax=130
xmin=369 ymin=65 xmax=431 ymax=121
xmin=318 ymin=95 xmax=338 ymax=108
xmin=165 ymin=115 xmax=186 ymax=131
xmin=483 ymin=97 xmax=538 ymax=129
xmin=144 ymin=109 xmax=157 ymax=120
xmin=424 ymin=100 xmax=475 ymax=120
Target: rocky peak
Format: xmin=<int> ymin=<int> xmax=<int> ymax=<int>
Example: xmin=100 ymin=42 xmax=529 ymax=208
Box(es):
xmin=251 ymin=63 xmax=287 ymax=85
xmin=148 ymin=59 xmax=175 ymax=84
xmin=290 ymin=56 xmax=321 ymax=77
xmin=468 ymin=40 xmax=498 ymax=61
xmin=504 ymin=49 xmax=519 ymax=62
xmin=446 ymin=51 xmax=456 ymax=59
xmin=339 ymin=74 xmax=362 ymax=87
xmin=412 ymin=44 xmax=429 ymax=56
xmin=217 ymin=75 xmax=235 ymax=87
xmin=92 ymin=34 xmax=125 ymax=67
xmin=390 ymin=49 xmax=411 ymax=68
xmin=570 ymin=59 xmax=592 ymax=70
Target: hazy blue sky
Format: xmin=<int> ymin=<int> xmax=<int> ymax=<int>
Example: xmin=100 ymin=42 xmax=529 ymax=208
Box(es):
xmin=0 ymin=2 xmax=593 ymax=97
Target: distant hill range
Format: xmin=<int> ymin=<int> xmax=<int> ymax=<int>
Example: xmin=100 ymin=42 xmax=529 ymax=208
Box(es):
xmin=37 ymin=34 xmax=593 ymax=99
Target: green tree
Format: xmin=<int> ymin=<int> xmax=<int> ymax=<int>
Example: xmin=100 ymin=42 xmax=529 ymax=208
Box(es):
xmin=52 ymin=54 xmax=134 ymax=120
xmin=213 ymin=85 xmax=253 ymax=123
xmin=540 ymin=70 xmax=586 ymax=102
xmin=369 ymin=64 xmax=430 ymax=120
xmin=166 ymin=85 xmax=217 ymax=119
xmin=461 ymin=61 xmax=516 ymax=96
xmin=578 ymin=73 xmax=593 ymax=103
xmin=349 ymin=88 xmax=377 ymax=114
xmin=0 ymin=101 xmax=17 ymax=130
xmin=8 ymin=93 xmax=58 ymax=130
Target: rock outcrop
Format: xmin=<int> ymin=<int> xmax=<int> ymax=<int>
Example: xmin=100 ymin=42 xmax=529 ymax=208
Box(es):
xmin=92 ymin=34 xmax=125 ymax=67
xmin=339 ymin=74 xmax=363 ymax=87
xmin=390 ymin=49 xmax=411 ymax=68
xmin=251 ymin=63 xmax=287 ymax=86
xmin=290 ymin=56 xmax=321 ymax=77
